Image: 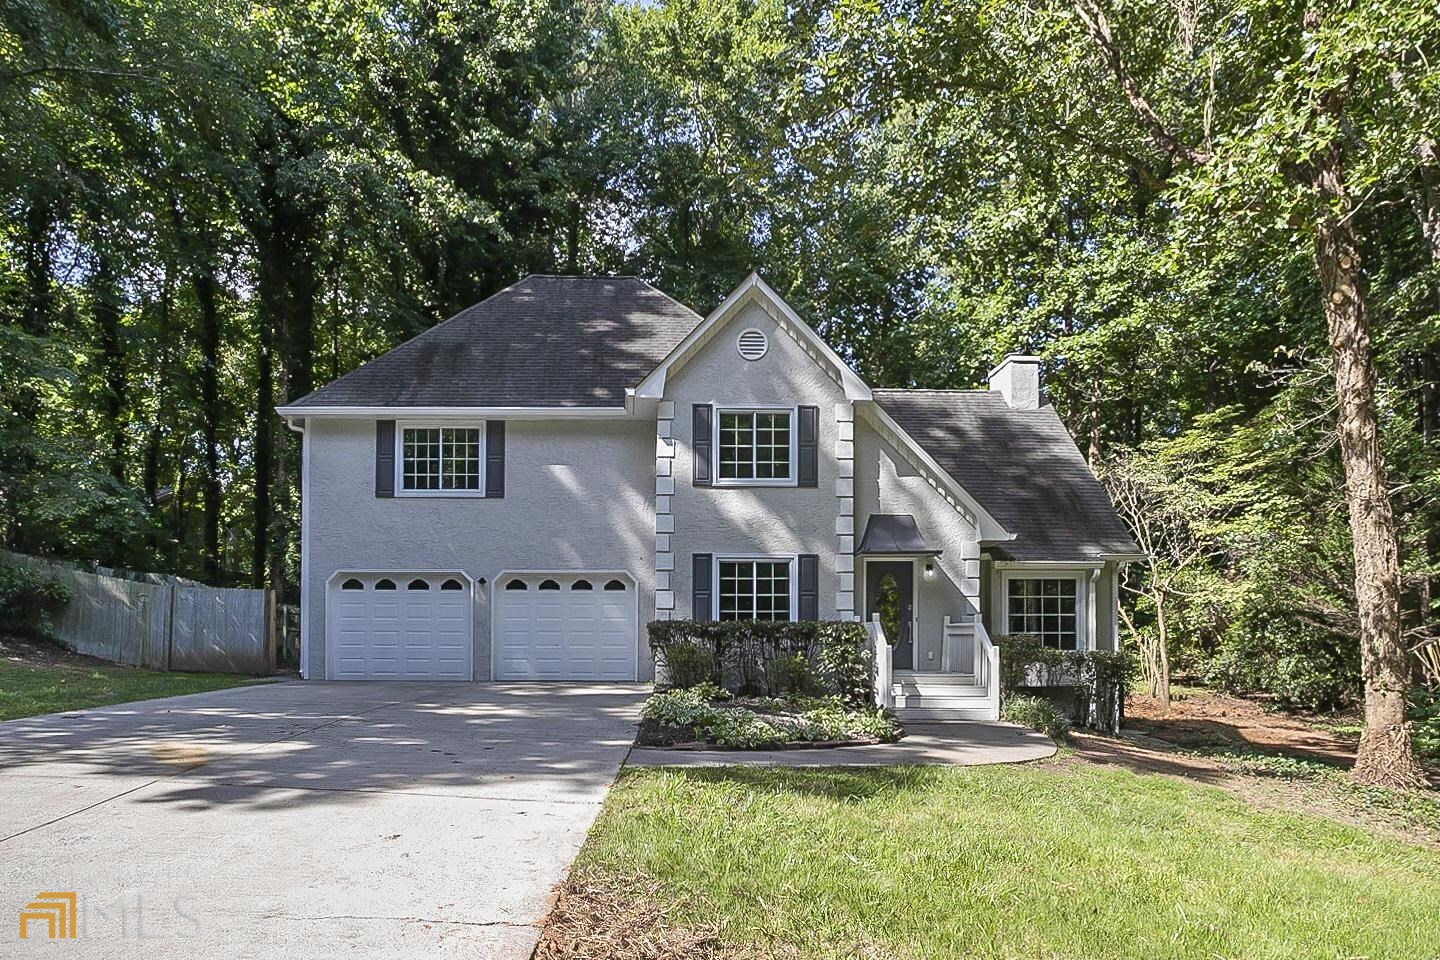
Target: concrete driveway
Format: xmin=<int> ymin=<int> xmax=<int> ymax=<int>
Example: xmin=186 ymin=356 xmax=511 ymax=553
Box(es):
xmin=0 ymin=681 xmax=644 ymax=958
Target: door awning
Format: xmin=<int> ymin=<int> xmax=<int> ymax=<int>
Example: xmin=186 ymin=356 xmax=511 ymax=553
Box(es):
xmin=856 ymin=514 xmax=942 ymax=556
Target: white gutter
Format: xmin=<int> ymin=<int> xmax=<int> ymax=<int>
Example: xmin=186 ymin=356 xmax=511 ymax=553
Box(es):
xmin=273 ymin=404 xmax=631 ymax=420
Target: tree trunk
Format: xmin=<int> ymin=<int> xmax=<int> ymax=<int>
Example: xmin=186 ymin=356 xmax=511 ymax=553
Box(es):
xmin=1154 ymin=592 xmax=1171 ymax=710
xmin=566 ymin=198 xmax=580 ymax=274
xmin=21 ymin=197 xmax=55 ymax=336
xmin=93 ymin=252 xmax=127 ymax=485
xmin=193 ymin=263 xmax=224 ymax=584
xmin=1312 ymin=146 xmax=1425 ymax=788
xmin=1415 ymin=145 xmax=1440 ymax=634
xmin=143 ymin=257 xmax=175 ymax=561
xmin=254 ymin=314 xmax=274 ymax=591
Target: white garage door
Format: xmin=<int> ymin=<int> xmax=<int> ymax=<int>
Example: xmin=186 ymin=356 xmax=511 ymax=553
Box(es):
xmin=328 ymin=574 xmax=472 ymax=680
xmin=495 ymin=574 xmax=637 ymax=680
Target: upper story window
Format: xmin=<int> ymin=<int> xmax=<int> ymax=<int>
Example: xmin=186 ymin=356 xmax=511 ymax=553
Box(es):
xmin=399 ymin=423 xmax=484 ymax=495
xmin=718 ymin=558 xmax=793 ymax=621
xmin=717 ymin=409 xmax=792 ymax=484
xmin=1006 ymin=577 xmax=1080 ymax=650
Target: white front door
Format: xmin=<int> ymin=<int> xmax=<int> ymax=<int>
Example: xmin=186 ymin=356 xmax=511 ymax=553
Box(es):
xmin=328 ymin=573 xmax=473 ymax=680
xmin=494 ymin=574 xmax=637 ymax=680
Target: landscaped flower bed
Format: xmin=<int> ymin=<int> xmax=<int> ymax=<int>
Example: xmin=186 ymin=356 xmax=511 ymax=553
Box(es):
xmin=637 ymin=682 xmax=903 ymax=749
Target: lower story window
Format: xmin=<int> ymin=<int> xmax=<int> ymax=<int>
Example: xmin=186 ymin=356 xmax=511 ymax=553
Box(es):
xmin=1007 ymin=577 xmax=1079 ymax=650
xmin=719 ymin=559 xmax=792 ymax=621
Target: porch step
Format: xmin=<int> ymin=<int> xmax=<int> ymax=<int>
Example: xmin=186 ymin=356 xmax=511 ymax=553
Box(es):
xmin=895 ymin=704 xmax=997 ymax=722
xmin=894 ymin=670 xmax=978 ymax=690
xmin=891 ymin=673 xmax=995 ymax=720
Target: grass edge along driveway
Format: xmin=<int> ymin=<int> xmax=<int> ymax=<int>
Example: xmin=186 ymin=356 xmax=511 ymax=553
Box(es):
xmin=0 ymin=656 xmax=266 ymax=721
xmin=572 ymin=763 xmax=1440 ymax=960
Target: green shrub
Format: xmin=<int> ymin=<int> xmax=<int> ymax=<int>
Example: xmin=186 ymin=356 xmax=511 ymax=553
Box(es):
xmin=799 ymin=700 xmax=903 ymax=742
xmin=1002 ymin=695 xmax=1070 ymax=739
xmin=642 ymin=688 xmax=724 ymax=728
xmin=649 ymin=619 xmax=872 ymax=703
xmin=640 ymin=688 xmax=901 ymax=748
xmin=658 ymin=640 xmax=718 ymax=689
xmin=0 ymin=563 xmax=72 ymax=639
xmin=703 ymin=710 xmax=788 ymax=748
xmin=997 ymin=634 xmax=1132 ymax=733
xmin=769 ymin=651 xmax=812 ymax=695
xmin=686 ymin=680 xmax=731 ymax=702
xmin=1410 ymin=689 xmax=1440 ymax=762
xmin=1202 ymin=613 xmax=1359 ymax=711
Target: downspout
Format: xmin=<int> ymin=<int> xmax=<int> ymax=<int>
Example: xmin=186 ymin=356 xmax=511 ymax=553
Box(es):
xmin=283 ymin=415 xmax=308 ymax=679
xmin=1088 ymin=567 xmax=1101 ymax=652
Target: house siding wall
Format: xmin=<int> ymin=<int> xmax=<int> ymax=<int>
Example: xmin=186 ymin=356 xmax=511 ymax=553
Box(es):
xmin=303 ymin=416 xmax=656 ymax=680
xmin=852 ymin=417 xmax=980 ymax=671
xmin=664 ymin=302 xmax=846 ymax=620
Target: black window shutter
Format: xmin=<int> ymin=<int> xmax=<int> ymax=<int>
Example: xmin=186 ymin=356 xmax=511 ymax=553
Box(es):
xmin=798 ymin=554 xmax=819 ymax=620
xmin=797 ymin=405 xmax=819 ymax=487
xmin=375 ymin=420 xmax=395 ymax=498
xmin=486 ymin=421 xmax=505 ymax=498
xmin=692 ymin=404 xmax=713 ymax=486
xmin=692 ymin=553 xmax=714 ymax=621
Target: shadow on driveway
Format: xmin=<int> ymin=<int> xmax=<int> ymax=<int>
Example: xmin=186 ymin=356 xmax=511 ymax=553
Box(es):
xmin=0 ymin=681 xmax=645 ymax=958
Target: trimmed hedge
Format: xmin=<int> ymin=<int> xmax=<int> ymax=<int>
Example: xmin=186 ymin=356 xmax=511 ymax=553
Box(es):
xmin=648 ymin=619 xmax=872 ymax=707
xmin=996 ymin=634 xmax=1133 ymax=734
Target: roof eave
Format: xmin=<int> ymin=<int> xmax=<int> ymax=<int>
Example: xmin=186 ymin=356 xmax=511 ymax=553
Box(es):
xmin=860 ymin=401 xmax=1015 ymax=544
xmin=273 ymin=404 xmax=631 ymax=419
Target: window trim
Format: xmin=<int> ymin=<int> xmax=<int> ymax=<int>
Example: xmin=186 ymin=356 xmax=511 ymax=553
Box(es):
xmin=712 ymin=555 xmax=798 ymax=621
xmin=712 ymin=405 xmax=799 ymax=487
xmin=998 ymin=569 xmax=1089 ymax=651
xmin=394 ymin=420 xmax=487 ymax=498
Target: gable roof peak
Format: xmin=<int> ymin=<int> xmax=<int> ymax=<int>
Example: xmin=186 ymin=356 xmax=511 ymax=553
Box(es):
xmin=634 ymin=273 xmax=872 ymax=402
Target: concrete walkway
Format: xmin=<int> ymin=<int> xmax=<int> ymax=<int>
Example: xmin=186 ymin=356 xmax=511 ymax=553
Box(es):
xmin=0 ymin=681 xmax=644 ymax=959
xmin=626 ymin=720 xmax=1057 ymax=768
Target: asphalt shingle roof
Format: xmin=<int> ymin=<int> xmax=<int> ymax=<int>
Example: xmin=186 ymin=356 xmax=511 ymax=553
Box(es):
xmin=873 ymin=389 xmax=1140 ymax=561
xmin=289 ymin=275 xmax=703 ymax=408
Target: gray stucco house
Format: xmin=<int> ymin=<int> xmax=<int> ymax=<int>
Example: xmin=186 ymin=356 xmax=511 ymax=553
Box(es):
xmin=277 ymin=274 xmax=1138 ymax=719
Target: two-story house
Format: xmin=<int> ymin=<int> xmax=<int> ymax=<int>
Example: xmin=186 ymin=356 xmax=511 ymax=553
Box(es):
xmin=277 ymin=274 xmax=1139 ymax=719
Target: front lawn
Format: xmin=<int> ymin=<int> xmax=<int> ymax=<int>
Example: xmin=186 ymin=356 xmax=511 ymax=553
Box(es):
xmin=562 ymin=764 xmax=1440 ymax=960
xmin=0 ymin=642 xmax=265 ymax=720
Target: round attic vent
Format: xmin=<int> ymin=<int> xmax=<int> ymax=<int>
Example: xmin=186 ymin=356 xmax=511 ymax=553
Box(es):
xmin=736 ymin=328 xmax=769 ymax=361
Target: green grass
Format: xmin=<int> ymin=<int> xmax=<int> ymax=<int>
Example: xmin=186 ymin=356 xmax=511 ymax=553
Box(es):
xmin=576 ymin=765 xmax=1440 ymax=960
xmin=0 ymin=657 xmax=264 ymax=720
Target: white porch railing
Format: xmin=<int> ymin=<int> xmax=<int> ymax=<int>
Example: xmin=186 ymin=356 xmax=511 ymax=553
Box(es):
xmin=868 ymin=615 xmax=894 ymax=710
xmin=975 ymin=618 xmax=1001 ymax=720
xmin=941 ymin=615 xmax=978 ymax=676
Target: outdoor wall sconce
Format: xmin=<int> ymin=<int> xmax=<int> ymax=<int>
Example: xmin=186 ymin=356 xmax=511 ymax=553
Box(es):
xmin=923 ymin=562 xmax=935 ymax=580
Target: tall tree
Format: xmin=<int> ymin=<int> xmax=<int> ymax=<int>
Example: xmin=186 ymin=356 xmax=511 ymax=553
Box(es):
xmin=1064 ymin=0 xmax=1435 ymax=787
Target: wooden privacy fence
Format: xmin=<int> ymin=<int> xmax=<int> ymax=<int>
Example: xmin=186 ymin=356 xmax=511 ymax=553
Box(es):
xmin=5 ymin=551 xmax=275 ymax=675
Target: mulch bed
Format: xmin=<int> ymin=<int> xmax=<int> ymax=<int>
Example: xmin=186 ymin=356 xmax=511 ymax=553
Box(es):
xmin=534 ymin=875 xmax=788 ymax=960
xmin=1125 ymin=688 xmax=1362 ymax=766
xmin=635 ymin=697 xmax=897 ymax=750
xmin=0 ymin=635 xmax=115 ymax=670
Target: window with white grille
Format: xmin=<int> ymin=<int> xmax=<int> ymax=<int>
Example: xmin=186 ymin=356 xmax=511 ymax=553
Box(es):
xmin=717 ymin=409 xmax=792 ymax=483
xmin=1006 ymin=577 xmax=1080 ymax=650
xmin=718 ymin=559 xmax=792 ymax=621
xmin=400 ymin=424 xmax=484 ymax=494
